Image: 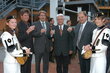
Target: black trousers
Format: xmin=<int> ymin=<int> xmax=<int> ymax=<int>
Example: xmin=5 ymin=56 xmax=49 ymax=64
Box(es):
xmin=21 ymin=55 xmax=32 ymax=73
xmin=106 ymin=51 xmax=110 ymax=73
xmin=55 ymin=54 xmax=69 ymax=73
xmin=35 ymin=51 xmax=49 ymax=73
xmin=77 ymin=48 xmax=90 ymax=73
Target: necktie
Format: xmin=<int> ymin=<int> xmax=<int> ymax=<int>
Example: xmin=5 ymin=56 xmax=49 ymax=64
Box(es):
xmin=77 ymin=24 xmax=83 ymax=47
xmin=42 ymin=22 xmax=45 ymax=29
xmin=60 ymin=25 xmax=62 ymax=36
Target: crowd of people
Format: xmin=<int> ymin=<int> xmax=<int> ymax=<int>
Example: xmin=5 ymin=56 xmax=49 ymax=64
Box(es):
xmin=0 ymin=8 xmax=110 ymax=73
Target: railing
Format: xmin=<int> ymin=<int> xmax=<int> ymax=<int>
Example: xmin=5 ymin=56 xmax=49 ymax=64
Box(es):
xmin=0 ymin=0 xmax=49 ymax=12
xmin=34 ymin=0 xmax=47 ymax=9
xmin=16 ymin=0 xmax=49 ymax=7
xmin=17 ymin=0 xmax=32 ymax=6
xmin=0 ymin=0 xmax=49 ymax=18
xmin=0 ymin=0 xmax=17 ymax=12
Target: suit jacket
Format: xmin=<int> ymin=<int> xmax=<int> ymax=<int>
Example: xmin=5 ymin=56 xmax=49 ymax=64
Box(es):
xmin=17 ymin=21 xmax=34 ymax=52
xmin=53 ymin=25 xmax=73 ymax=56
xmin=32 ymin=21 xmax=51 ymax=54
xmin=73 ymin=21 xmax=96 ymax=52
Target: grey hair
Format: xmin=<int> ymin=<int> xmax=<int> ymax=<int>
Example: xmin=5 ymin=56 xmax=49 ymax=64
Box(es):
xmin=57 ymin=14 xmax=64 ymax=18
xmin=78 ymin=11 xmax=88 ymax=16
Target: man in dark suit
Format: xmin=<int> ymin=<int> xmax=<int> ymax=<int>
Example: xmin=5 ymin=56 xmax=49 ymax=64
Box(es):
xmin=51 ymin=14 xmax=74 ymax=73
xmin=32 ymin=10 xmax=50 ymax=73
xmin=73 ymin=11 xmax=96 ymax=73
xmin=17 ymin=8 xmax=35 ymax=73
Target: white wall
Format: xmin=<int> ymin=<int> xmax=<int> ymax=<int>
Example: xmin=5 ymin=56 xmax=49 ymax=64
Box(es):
xmin=50 ymin=0 xmax=58 ymax=25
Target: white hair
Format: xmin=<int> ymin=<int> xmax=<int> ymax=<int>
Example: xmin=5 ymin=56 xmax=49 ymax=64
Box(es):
xmin=57 ymin=14 xmax=64 ymax=18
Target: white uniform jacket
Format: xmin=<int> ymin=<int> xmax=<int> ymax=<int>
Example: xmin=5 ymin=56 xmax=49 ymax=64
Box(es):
xmin=90 ymin=27 xmax=110 ymax=73
xmin=1 ymin=31 xmax=27 ymax=63
xmin=91 ymin=28 xmax=110 ymax=57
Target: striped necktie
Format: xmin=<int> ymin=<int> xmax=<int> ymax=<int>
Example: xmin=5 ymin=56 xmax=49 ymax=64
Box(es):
xmin=59 ymin=25 xmax=62 ymax=36
xmin=42 ymin=22 xmax=45 ymax=29
xmin=77 ymin=24 xmax=83 ymax=47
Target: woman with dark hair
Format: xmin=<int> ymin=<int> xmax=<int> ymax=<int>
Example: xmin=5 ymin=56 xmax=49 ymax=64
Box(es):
xmin=1 ymin=15 xmax=31 ymax=73
xmin=48 ymin=18 xmax=55 ymax=63
xmin=17 ymin=8 xmax=35 ymax=73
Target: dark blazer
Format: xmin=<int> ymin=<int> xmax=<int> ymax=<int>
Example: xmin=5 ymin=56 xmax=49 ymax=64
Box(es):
xmin=17 ymin=21 xmax=34 ymax=73
xmin=32 ymin=21 xmax=51 ymax=54
xmin=53 ymin=25 xmax=73 ymax=56
xmin=73 ymin=22 xmax=96 ymax=51
xmin=73 ymin=21 xmax=96 ymax=73
xmin=17 ymin=21 xmax=34 ymax=52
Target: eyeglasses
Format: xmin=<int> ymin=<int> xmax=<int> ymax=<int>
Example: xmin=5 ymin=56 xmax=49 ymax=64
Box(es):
xmin=40 ymin=15 xmax=46 ymax=16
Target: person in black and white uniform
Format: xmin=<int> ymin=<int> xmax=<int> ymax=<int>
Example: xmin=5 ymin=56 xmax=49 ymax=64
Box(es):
xmin=83 ymin=12 xmax=110 ymax=73
xmin=0 ymin=16 xmax=31 ymax=73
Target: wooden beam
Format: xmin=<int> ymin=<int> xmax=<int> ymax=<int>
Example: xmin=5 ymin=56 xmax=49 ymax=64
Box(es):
xmin=98 ymin=6 xmax=110 ymax=9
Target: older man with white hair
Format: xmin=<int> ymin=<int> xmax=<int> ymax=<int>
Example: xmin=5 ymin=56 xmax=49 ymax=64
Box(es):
xmin=51 ymin=13 xmax=74 ymax=73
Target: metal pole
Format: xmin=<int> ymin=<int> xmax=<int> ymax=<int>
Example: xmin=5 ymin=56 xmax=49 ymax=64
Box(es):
xmin=57 ymin=7 xmax=78 ymax=13
xmin=31 ymin=0 xmax=33 ymax=25
xmin=77 ymin=7 xmax=82 ymax=21
xmin=63 ymin=1 xmax=65 ymax=15
xmin=50 ymin=0 xmax=58 ymax=25
xmin=65 ymin=8 xmax=78 ymax=13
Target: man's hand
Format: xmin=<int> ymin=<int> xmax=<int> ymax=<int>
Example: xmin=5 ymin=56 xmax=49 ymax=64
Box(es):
xmin=69 ymin=50 xmax=73 ymax=55
xmin=67 ymin=27 xmax=73 ymax=32
xmin=25 ymin=48 xmax=31 ymax=55
xmin=26 ymin=25 xmax=35 ymax=34
xmin=50 ymin=30 xmax=55 ymax=35
xmin=41 ymin=29 xmax=46 ymax=33
xmin=84 ymin=45 xmax=92 ymax=51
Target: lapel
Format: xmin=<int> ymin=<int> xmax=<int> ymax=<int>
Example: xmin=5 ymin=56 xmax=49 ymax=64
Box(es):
xmin=39 ymin=21 xmax=50 ymax=34
xmin=38 ymin=21 xmax=43 ymax=29
xmin=62 ymin=25 xmax=66 ymax=36
xmin=76 ymin=24 xmax=81 ymax=36
xmin=45 ymin=22 xmax=49 ymax=33
xmin=57 ymin=25 xmax=65 ymax=37
xmin=81 ymin=22 xmax=89 ymax=38
xmin=21 ymin=21 xmax=29 ymax=29
xmin=56 ymin=25 xmax=61 ymax=36
xmin=74 ymin=23 xmax=84 ymax=44
xmin=39 ymin=21 xmax=48 ymax=30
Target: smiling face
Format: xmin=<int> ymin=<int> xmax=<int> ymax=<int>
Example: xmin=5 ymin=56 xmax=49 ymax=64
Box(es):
xmin=20 ymin=13 xmax=30 ymax=22
xmin=94 ymin=17 xmax=105 ymax=27
xmin=6 ymin=19 xmax=17 ymax=30
xmin=57 ymin=15 xmax=64 ymax=25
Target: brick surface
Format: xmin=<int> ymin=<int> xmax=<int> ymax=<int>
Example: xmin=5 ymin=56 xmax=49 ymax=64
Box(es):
xmin=0 ymin=57 xmax=80 ymax=73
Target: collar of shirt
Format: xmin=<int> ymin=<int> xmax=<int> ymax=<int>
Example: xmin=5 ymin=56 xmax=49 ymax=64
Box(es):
xmin=40 ymin=20 xmax=47 ymax=29
xmin=40 ymin=20 xmax=46 ymax=24
xmin=97 ymin=25 xmax=105 ymax=30
xmin=59 ymin=24 xmax=64 ymax=30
